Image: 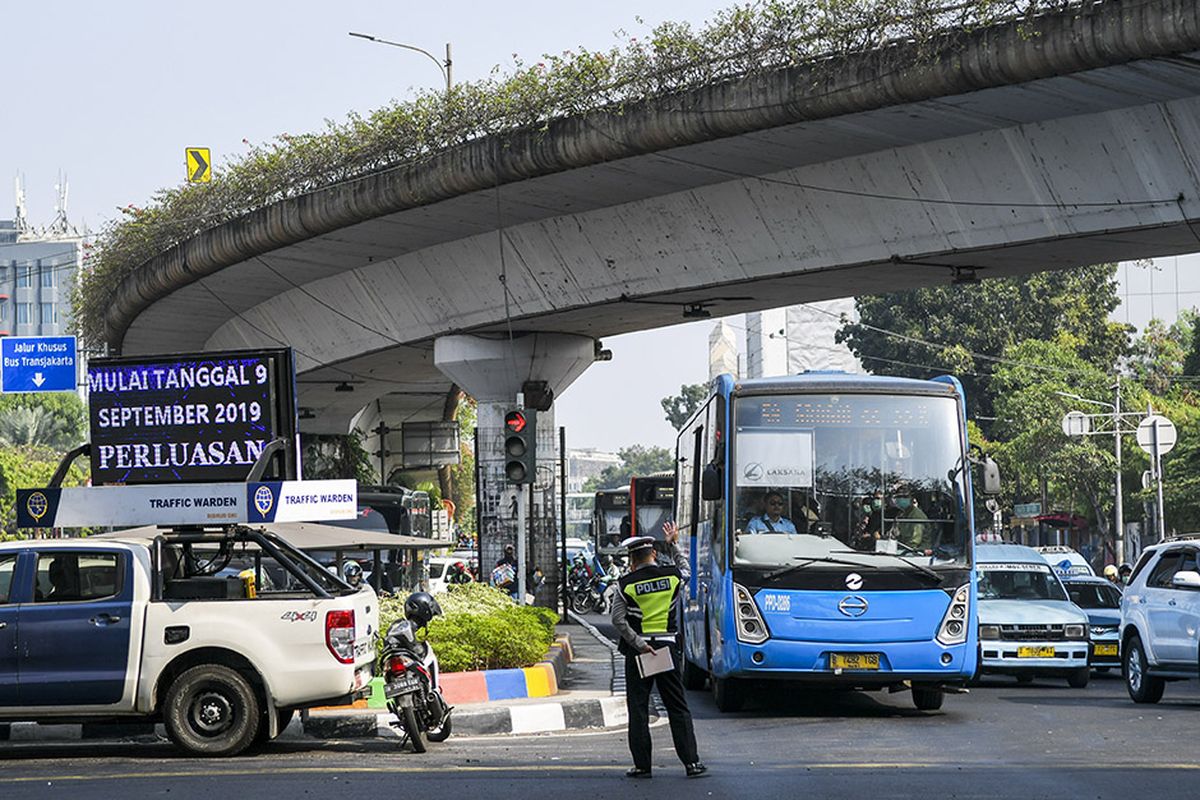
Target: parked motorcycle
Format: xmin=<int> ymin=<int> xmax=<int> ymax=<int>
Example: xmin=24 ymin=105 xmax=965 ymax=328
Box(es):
xmin=382 ymin=591 xmax=452 ymax=752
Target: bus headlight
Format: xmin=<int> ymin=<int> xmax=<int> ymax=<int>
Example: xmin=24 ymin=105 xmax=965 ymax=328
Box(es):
xmin=1064 ymin=623 xmax=1087 ymax=640
xmin=733 ymin=583 xmax=770 ymax=645
xmin=936 ymin=584 xmax=970 ymax=646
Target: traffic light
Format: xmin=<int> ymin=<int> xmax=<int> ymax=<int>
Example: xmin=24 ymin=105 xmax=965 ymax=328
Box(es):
xmin=504 ymin=408 xmax=536 ymax=484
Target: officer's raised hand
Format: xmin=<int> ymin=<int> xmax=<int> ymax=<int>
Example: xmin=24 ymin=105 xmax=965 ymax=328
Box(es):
xmin=662 ymin=520 xmax=679 ymax=545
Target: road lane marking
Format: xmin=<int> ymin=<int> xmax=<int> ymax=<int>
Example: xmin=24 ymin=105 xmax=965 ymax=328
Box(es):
xmin=3 ymin=762 xmax=1200 ymax=784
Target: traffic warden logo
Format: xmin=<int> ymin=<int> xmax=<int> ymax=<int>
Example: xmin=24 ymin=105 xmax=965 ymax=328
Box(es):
xmin=254 ymin=485 xmax=275 ymax=517
xmin=25 ymin=491 xmax=48 ymax=522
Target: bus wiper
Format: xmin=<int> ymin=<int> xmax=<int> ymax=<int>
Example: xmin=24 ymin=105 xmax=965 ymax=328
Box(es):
xmin=762 ymin=555 xmax=870 ymax=582
xmin=832 ymin=550 xmax=944 ymax=584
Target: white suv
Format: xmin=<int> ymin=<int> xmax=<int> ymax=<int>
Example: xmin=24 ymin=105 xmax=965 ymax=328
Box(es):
xmin=1120 ymin=540 xmax=1200 ymax=703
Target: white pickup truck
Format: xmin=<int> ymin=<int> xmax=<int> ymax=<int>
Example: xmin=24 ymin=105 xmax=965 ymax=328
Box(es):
xmin=0 ymin=526 xmax=378 ymax=756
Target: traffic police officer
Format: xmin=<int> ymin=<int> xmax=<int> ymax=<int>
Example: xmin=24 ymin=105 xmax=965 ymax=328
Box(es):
xmin=610 ymin=522 xmax=707 ymax=779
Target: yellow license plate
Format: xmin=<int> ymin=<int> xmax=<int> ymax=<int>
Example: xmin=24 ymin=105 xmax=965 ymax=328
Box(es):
xmin=1017 ymin=646 xmax=1055 ymax=658
xmin=1094 ymin=644 xmax=1118 ymax=657
xmin=830 ymin=652 xmax=880 ymax=670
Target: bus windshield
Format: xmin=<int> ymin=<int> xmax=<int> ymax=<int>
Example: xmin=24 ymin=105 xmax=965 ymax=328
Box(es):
xmin=732 ymin=392 xmax=970 ymax=570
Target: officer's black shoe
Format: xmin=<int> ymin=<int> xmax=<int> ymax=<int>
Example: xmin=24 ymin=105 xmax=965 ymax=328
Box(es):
xmin=685 ymin=762 xmax=709 ymax=778
xmin=625 ymin=767 xmax=652 ymax=779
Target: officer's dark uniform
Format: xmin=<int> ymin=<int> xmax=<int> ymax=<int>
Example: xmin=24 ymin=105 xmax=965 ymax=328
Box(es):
xmin=610 ymin=536 xmax=701 ymax=776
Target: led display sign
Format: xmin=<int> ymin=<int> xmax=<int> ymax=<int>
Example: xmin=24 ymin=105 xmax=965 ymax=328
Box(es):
xmin=87 ymin=348 xmax=298 ymax=485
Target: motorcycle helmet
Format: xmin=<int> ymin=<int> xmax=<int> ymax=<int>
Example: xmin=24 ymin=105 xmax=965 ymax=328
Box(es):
xmin=404 ymin=591 xmax=442 ymax=627
xmin=342 ymin=561 xmax=364 ymax=588
xmin=1103 ymin=564 xmax=1119 ymax=579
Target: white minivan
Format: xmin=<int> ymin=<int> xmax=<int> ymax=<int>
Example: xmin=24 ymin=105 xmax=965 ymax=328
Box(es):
xmin=976 ymin=543 xmax=1091 ymax=688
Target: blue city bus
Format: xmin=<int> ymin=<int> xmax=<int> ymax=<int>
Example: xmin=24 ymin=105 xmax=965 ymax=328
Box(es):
xmin=675 ymin=373 xmax=995 ymax=712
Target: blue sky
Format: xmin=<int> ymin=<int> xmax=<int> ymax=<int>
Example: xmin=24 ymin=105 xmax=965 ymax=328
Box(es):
xmin=2 ymin=0 xmax=737 ymax=453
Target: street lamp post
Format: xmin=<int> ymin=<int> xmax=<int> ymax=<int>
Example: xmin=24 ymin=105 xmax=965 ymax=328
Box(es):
xmin=348 ymin=32 xmax=453 ymax=93
xmin=1057 ymin=379 xmax=1137 ymax=563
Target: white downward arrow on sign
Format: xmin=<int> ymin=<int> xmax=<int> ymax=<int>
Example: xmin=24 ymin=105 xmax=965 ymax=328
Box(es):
xmin=32 ymin=373 xmax=45 ymax=387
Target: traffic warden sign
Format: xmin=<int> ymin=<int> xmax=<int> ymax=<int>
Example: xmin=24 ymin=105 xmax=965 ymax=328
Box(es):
xmin=1 ymin=336 xmax=77 ymax=393
xmin=186 ymin=147 xmax=211 ymax=183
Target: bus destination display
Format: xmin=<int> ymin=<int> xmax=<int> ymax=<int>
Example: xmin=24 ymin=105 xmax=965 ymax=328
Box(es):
xmin=88 ymin=348 xmax=297 ymax=485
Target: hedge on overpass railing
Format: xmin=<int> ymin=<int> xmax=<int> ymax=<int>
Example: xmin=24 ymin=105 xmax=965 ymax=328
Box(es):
xmin=72 ymin=0 xmax=1085 ymax=347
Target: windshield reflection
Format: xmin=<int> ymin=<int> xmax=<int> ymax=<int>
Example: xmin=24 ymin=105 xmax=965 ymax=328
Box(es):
xmin=731 ymin=393 xmax=969 ymax=570
xmin=978 ymin=566 xmax=1068 ymax=602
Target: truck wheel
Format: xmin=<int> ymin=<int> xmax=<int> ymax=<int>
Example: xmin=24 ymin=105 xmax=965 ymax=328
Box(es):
xmin=912 ymin=684 xmax=944 ymax=711
xmin=1067 ymin=667 xmax=1090 ymax=689
xmin=165 ymin=664 xmax=261 ymax=757
xmin=402 ymin=705 xmax=427 ymax=753
xmin=1124 ymin=634 xmax=1165 ymax=704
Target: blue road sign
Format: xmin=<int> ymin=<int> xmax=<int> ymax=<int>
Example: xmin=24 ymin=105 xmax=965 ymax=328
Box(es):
xmin=1 ymin=336 xmax=78 ymax=393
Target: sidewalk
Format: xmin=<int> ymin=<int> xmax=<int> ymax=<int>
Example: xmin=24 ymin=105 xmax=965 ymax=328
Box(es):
xmin=301 ymin=619 xmax=629 ymax=739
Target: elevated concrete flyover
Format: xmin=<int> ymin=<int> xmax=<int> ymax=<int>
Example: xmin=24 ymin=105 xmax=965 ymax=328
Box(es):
xmin=104 ymin=0 xmax=1200 ymax=438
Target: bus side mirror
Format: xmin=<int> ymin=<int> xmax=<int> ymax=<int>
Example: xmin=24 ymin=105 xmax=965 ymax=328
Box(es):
xmin=701 ymin=463 xmax=723 ymax=501
xmin=981 ymin=457 xmax=1001 ymax=495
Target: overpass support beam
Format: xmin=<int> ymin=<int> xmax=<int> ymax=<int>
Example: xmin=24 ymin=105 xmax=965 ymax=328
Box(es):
xmin=435 ymin=333 xmax=595 ymax=607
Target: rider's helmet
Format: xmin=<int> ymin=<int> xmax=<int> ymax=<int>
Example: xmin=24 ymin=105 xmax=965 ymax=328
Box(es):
xmin=404 ymin=591 xmax=443 ymax=627
xmin=1103 ymin=564 xmax=1119 ymax=579
xmin=342 ymin=561 xmax=364 ymax=587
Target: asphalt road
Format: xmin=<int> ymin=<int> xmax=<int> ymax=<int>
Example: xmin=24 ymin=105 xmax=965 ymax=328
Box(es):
xmin=1 ymin=664 xmax=1196 ymax=799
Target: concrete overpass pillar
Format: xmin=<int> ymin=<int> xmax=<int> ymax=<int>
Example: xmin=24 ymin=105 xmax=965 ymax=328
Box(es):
xmin=435 ymin=333 xmax=595 ymax=607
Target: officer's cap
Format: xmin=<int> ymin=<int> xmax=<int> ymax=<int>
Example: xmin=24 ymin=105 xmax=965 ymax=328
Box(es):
xmin=621 ymin=535 xmax=656 ymax=552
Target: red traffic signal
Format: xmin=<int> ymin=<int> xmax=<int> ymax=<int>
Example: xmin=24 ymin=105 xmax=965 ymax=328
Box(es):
xmin=503 ymin=408 xmax=536 ymax=485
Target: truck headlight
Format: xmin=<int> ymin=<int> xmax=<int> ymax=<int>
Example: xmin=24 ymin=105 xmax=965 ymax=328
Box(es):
xmin=1064 ymin=623 xmax=1087 ymax=640
xmin=937 ymin=584 xmax=970 ymax=646
xmin=979 ymin=624 xmax=1000 ymax=640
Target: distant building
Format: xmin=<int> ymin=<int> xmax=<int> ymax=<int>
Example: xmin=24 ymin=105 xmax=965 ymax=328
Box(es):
xmin=566 ymin=447 xmax=621 ymax=493
xmin=744 ymin=299 xmax=861 ymax=379
xmin=0 ymin=179 xmax=87 ymax=339
xmin=1112 ymin=255 xmax=1200 ymax=331
xmin=708 ymin=320 xmax=739 ymax=380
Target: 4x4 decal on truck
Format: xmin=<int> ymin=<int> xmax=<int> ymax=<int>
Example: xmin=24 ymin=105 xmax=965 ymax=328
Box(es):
xmin=280 ymin=610 xmax=318 ymax=623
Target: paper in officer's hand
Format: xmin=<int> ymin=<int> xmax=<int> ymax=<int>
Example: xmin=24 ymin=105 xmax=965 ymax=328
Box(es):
xmin=636 ymin=646 xmax=674 ymax=678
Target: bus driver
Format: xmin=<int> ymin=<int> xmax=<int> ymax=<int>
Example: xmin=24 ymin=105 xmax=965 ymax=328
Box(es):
xmin=745 ymin=490 xmax=798 ymax=534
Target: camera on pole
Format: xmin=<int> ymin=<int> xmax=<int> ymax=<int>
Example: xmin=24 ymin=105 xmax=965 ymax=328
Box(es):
xmin=504 ymin=408 xmax=536 ymax=485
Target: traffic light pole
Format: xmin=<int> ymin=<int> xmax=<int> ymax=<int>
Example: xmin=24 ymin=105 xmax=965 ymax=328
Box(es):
xmin=517 ymin=483 xmax=527 ymax=605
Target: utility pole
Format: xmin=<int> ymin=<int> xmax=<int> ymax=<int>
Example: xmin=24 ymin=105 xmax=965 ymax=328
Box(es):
xmin=1113 ymin=376 xmax=1124 ymax=562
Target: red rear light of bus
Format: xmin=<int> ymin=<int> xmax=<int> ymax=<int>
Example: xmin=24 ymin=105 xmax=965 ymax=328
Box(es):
xmin=326 ymin=609 xmax=356 ymax=663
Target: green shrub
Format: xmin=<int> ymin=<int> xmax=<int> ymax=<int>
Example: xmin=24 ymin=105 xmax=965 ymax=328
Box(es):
xmin=377 ymin=584 xmax=559 ymax=673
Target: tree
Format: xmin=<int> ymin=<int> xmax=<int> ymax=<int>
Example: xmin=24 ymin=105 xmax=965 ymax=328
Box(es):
xmin=836 ymin=265 xmax=1131 ymax=427
xmin=990 ymin=337 xmax=1117 ymax=538
xmin=661 ymin=384 xmax=708 ymax=430
xmin=0 ymin=393 xmax=86 ymax=452
xmin=300 ymin=431 xmax=374 ymax=483
xmin=1126 ymin=311 xmax=1197 ymax=396
xmin=450 ymin=395 xmax=477 ymax=539
xmin=584 ymin=445 xmax=674 ymax=491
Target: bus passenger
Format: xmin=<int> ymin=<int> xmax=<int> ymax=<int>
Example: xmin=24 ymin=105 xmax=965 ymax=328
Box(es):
xmin=853 ymin=494 xmax=884 ymax=549
xmin=891 ymin=492 xmax=932 ymax=553
xmin=746 ymin=490 xmax=798 ymax=534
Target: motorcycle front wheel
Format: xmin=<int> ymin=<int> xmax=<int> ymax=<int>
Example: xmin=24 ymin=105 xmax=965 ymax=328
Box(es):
xmin=400 ymin=704 xmax=426 ymax=753
xmin=570 ymin=591 xmax=594 ymax=615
